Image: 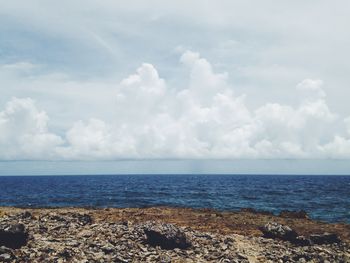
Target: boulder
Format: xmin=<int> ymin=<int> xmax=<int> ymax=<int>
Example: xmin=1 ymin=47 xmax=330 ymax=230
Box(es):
xmin=0 ymin=224 xmax=28 ymax=249
xmin=260 ymin=222 xmax=298 ymax=242
xmin=260 ymin=223 xmax=341 ymax=246
xmin=144 ymin=222 xmax=191 ymax=250
xmin=309 ymin=233 xmax=341 ymax=245
xmin=294 ymin=236 xmax=313 ymax=246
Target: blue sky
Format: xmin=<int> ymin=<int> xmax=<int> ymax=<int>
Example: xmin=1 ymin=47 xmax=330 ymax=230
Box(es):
xmin=1 ymin=1 xmax=350 ymax=171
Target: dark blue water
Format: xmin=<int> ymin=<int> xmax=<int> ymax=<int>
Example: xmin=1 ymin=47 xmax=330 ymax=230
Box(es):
xmin=0 ymin=175 xmax=349 ymax=223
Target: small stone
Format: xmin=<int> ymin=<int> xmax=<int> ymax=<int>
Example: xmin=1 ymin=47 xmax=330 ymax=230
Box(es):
xmin=19 ymin=211 xmax=33 ymax=219
xmin=101 ymin=245 xmax=114 ymax=254
xmin=76 ymin=214 xmax=93 ymax=225
xmin=77 ymin=230 xmax=94 ymax=238
xmin=0 ymin=253 xmax=12 ymax=261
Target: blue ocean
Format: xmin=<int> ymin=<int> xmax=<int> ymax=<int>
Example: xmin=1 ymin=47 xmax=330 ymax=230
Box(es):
xmin=0 ymin=175 xmax=349 ymax=223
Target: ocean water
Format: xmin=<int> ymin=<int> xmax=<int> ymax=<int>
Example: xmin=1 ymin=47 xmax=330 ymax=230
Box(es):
xmin=0 ymin=175 xmax=349 ymax=223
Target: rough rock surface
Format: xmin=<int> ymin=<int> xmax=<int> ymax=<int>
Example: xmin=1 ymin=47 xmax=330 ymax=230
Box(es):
xmin=260 ymin=222 xmax=298 ymax=242
xmin=144 ymin=222 xmax=191 ymax=249
xmin=260 ymin=222 xmax=343 ymax=247
xmin=310 ymin=233 xmax=341 ymax=245
xmin=0 ymin=223 xmax=28 ymax=249
xmin=0 ymin=207 xmax=348 ymax=262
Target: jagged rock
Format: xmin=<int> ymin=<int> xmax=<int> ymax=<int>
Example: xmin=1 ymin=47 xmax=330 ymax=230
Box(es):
xmin=260 ymin=222 xmax=298 ymax=242
xmin=309 ymin=233 xmax=341 ymax=245
xmin=279 ymin=210 xmax=309 ymax=219
xmin=0 ymin=252 xmax=13 ymax=262
xmin=73 ymin=213 xmax=92 ymax=225
xmin=0 ymin=224 xmax=28 ymax=249
xmin=49 ymin=215 xmax=66 ymax=222
xmin=144 ymin=223 xmax=191 ymax=249
xmin=0 ymin=246 xmax=15 ymax=262
xmin=294 ymin=236 xmax=312 ymax=246
xmin=0 ymin=208 xmax=348 ymax=262
xmin=19 ymin=211 xmax=33 ymax=219
xmin=57 ymin=249 xmax=71 ymax=259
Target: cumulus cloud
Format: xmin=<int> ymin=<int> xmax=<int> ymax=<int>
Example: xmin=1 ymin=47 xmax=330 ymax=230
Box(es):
xmin=0 ymin=97 xmax=63 ymax=159
xmin=1 ymin=51 xmax=350 ymax=160
xmin=296 ymin=79 xmax=326 ymax=100
xmin=180 ymin=51 xmax=230 ymax=105
xmin=115 ymin=63 xmax=168 ymax=122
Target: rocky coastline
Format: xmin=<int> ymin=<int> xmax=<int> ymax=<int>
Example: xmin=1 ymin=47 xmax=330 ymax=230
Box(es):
xmin=0 ymin=207 xmax=349 ymax=262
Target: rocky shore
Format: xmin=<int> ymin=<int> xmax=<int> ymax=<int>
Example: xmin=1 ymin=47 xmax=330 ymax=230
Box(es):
xmin=0 ymin=207 xmax=349 ymax=262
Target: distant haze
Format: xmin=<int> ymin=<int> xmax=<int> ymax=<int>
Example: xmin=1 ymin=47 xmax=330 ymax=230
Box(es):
xmin=0 ymin=160 xmax=349 ymax=176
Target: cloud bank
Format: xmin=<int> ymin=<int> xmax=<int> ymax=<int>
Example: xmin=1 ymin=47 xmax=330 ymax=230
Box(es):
xmin=1 ymin=51 xmax=350 ymax=160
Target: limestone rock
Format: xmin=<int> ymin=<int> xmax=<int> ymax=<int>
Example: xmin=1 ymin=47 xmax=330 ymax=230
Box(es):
xmin=144 ymin=222 xmax=191 ymax=249
xmin=260 ymin=222 xmax=298 ymax=242
xmin=309 ymin=232 xmax=341 ymax=245
xmin=0 ymin=208 xmax=348 ymax=262
xmin=0 ymin=224 xmax=28 ymax=249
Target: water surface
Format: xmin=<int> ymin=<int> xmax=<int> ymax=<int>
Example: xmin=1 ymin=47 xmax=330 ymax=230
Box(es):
xmin=0 ymin=175 xmax=349 ymax=223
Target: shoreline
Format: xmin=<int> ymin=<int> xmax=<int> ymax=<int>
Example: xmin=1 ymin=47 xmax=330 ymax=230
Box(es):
xmin=1 ymin=205 xmax=348 ymax=225
xmin=1 ymin=206 xmax=350 ymax=262
xmin=1 ymin=206 xmax=349 ymax=240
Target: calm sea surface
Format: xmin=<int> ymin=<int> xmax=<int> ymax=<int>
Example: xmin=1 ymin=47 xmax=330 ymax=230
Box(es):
xmin=0 ymin=175 xmax=349 ymax=223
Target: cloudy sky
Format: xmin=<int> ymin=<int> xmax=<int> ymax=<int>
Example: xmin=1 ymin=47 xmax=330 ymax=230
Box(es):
xmin=1 ymin=1 xmax=350 ymax=168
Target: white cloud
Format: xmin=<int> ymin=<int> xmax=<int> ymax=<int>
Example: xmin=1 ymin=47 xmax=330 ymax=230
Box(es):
xmin=0 ymin=51 xmax=350 ymax=160
xmin=296 ymin=79 xmax=326 ymax=100
xmin=180 ymin=51 xmax=230 ymax=105
xmin=322 ymin=136 xmax=350 ymax=158
xmin=0 ymin=97 xmax=63 ymax=159
xmin=116 ymin=63 xmax=168 ymax=122
xmin=60 ymin=119 xmax=113 ymax=159
xmin=345 ymin=117 xmax=350 ymax=135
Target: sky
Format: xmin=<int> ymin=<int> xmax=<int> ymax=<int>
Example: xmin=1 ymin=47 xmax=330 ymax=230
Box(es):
xmin=1 ymin=1 xmax=350 ymax=173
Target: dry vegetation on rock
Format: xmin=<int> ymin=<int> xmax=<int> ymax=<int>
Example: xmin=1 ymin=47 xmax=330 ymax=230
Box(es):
xmin=0 ymin=207 xmax=349 ymax=262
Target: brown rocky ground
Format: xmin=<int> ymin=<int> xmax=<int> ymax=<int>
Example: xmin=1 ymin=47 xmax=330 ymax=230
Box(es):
xmin=0 ymin=207 xmax=349 ymax=262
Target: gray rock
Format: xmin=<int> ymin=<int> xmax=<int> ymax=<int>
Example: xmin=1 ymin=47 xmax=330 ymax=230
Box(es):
xmin=0 ymin=253 xmax=12 ymax=262
xmin=309 ymin=233 xmax=341 ymax=245
xmin=19 ymin=211 xmax=33 ymax=219
xmin=144 ymin=222 xmax=191 ymax=250
xmin=0 ymin=209 xmax=348 ymax=262
xmin=260 ymin=222 xmax=298 ymax=242
xmin=73 ymin=213 xmax=92 ymax=225
xmin=294 ymin=236 xmax=312 ymax=246
xmin=0 ymin=246 xmax=15 ymax=262
xmin=0 ymin=223 xmax=28 ymax=249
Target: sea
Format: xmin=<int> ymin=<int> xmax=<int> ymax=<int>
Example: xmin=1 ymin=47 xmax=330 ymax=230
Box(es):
xmin=0 ymin=174 xmax=349 ymax=223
